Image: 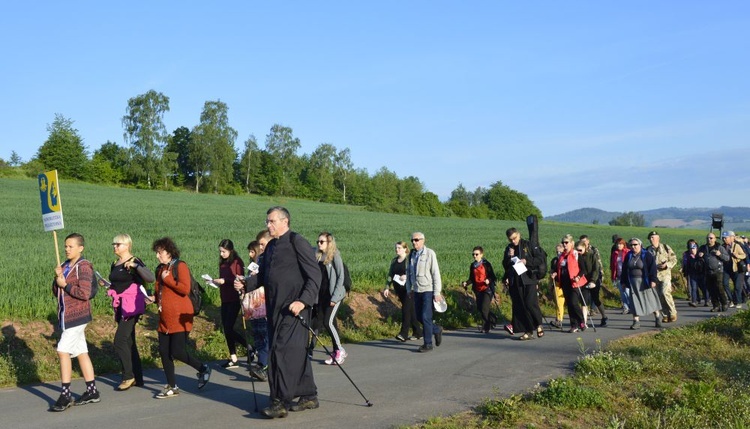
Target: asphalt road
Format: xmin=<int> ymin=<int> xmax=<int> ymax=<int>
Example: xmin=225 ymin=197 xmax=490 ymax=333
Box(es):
xmin=1 ymin=299 xmax=725 ymax=429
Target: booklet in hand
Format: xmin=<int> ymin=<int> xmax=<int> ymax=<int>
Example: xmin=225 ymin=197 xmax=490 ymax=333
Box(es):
xmin=201 ymin=274 xmax=219 ymax=288
xmin=95 ymin=271 xmax=111 ymax=288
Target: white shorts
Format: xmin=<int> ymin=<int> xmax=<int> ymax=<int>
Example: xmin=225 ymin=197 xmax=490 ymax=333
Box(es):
xmin=57 ymin=324 xmax=89 ymax=357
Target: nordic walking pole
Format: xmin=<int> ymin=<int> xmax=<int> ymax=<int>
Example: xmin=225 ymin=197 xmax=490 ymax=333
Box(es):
xmin=296 ymin=315 xmax=373 ymax=407
xmin=575 ymin=286 xmax=597 ymax=332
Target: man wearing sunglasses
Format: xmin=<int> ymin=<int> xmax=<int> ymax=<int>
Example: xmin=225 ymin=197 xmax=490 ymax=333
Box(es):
xmin=406 ymin=232 xmax=444 ymax=352
xmin=698 ymin=233 xmax=730 ymax=312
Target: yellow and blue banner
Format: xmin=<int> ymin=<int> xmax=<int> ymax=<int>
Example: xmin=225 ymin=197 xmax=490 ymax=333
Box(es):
xmin=38 ymin=170 xmax=64 ymax=232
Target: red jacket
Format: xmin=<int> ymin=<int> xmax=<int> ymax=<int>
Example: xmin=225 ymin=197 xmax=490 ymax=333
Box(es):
xmin=556 ymin=250 xmax=587 ymax=288
xmin=610 ymin=247 xmax=630 ymax=281
xmin=155 ymin=261 xmax=194 ymax=334
xmin=53 ymin=258 xmax=94 ymax=330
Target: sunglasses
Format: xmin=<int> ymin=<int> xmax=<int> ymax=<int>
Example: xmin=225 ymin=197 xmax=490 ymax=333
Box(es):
xmin=472 ymin=253 xmax=481 ymax=256
xmin=317 ymin=240 xmax=328 ymax=244
xmin=411 ymin=238 xmax=423 ymax=242
xmin=561 ymin=241 xmax=570 ymax=244
xmin=112 ymin=243 xmax=123 ymax=247
xmin=629 ymin=243 xmax=640 ymax=247
xmin=576 ymin=248 xmax=585 ymax=252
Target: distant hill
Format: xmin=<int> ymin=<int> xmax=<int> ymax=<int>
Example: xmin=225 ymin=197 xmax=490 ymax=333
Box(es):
xmin=547 ymin=206 xmax=750 ymax=232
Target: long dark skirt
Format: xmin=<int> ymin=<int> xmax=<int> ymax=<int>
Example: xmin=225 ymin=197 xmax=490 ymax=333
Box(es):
xmin=509 ymin=280 xmax=543 ymax=333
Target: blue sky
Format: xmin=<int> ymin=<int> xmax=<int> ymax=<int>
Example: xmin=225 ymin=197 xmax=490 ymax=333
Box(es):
xmin=2 ymin=1 xmax=748 ymax=216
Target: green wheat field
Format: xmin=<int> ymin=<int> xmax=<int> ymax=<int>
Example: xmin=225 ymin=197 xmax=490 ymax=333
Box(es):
xmin=0 ymin=177 xmax=703 ymax=321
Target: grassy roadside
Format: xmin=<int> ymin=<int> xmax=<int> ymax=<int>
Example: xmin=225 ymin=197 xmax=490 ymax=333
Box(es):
xmin=408 ymin=309 xmax=750 ymax=429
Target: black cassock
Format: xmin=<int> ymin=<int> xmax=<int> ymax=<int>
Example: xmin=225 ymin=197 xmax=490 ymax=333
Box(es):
xmin=502 ymin=238 xmax=544 ymax=333
xmin=250 ymin=230 xmax=321 ymax=405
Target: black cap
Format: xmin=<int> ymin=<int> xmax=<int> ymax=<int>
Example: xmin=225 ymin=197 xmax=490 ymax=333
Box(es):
xmin=647 ymin=231 xmax=659 ymax=238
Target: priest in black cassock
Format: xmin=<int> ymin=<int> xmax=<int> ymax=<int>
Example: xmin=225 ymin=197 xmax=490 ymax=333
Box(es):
xmin=246 ymin=206 xmax=322 ymax=418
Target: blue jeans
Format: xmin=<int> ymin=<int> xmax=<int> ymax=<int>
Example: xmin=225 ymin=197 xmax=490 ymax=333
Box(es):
xmin=414 ymin=291 xmax=439 ymax=346
xmin=251 ymin=318 xmax=269 ymax=366
xmin=614 ymin=278 xmax=630 ymax=311
xmin=723 ymin=271 xmax=745 ymax=304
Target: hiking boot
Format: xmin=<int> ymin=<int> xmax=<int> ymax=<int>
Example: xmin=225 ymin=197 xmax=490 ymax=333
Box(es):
xmin=197 ymin=365 xmax=211 ymax=389
xmin=600 ymin=317 xmax=608 ymax=328
xmin=630 ymin=321 xmax=641 ymax=330
xmin=503 ymin=324 xmax=514 ymax=335
xmin=408 ymin=336 xmax=419 ymax=341
xmin=247 ymin=347 xmax=256 ymax=365
xmin=419 ymin=344 xmax=434 ymax=352
xmin=662 ymin=316 xmax=669 ymax=323
xmin=118 ymin=378 xmax=136 ymax=391
xmin=221 ymin=360 xmax=239 ymax=369
xmin=669 ymin=315 xmax=677 ymax=322
xmin=74 ymin=390 xmax=101 ymax=406
xmin=655 ymin=318 xmax=663 ymax=328
xmin=729 ymin=303 xmax=736 ymax=308
xmin=688 ymin=302 xmax=698 ymax=307
xmin=289 ymin=396 xmax=319 ymax=412
xmin=549 ymin=319 xmax=562 ymax=329
xmin=50 ymin=394 xmax=72 ymax=412
xmin=434 ymin=326 xmax=443 ymax=347
xmin=622 ymin=308 xmax=630 ymax=314
xmin=155 ymin=385 xmax=180 ymax=399
xmin=568 ymin=326 xmax=580 ymax=333
xmin=261 ymin=399 xmax=288 ymax=419
xmin=248 ymin=363 xmax=268 ymax=382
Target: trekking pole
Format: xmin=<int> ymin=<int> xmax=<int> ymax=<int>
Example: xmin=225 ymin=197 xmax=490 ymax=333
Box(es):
xmin=575 ymin=286 xmax=597 ymax=332
xmin=296 ymin=315 xmax=373 ymax=407
xmin=250 ymin=377 xmax=258 ymax=412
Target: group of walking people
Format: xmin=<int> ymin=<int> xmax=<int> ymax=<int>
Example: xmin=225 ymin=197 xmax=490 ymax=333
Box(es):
xmin=48 ymin=213 xmax=750 ymax=418
xmin=48 ymin=207 xmax=354 ymax=419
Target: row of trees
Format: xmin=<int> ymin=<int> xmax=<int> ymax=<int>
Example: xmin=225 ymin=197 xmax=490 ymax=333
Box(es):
xmin=3 ymin=90 xmax=541 ymax=221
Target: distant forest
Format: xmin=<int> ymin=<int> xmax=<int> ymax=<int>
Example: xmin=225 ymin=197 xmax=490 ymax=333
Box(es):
xmin=0 ymin=90 xmax=540 ymax=221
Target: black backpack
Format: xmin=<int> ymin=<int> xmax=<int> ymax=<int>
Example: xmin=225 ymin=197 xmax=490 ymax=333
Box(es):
xmin=171 ymin=260 xmax=205 ymax=316
xmin=531 ymin=245 xmax=548 ymax=279
xmin=342 ymin=263 xmax=352 ymax=294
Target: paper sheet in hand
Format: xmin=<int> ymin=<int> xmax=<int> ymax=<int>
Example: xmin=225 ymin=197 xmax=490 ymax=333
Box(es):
xmin=201 ymin=274 xmax=219 ymax=288
xmin=512 ymin=261 xmax=527 ymax=275
xmin=392 ymin=275 xmax=406 ymax=286
xmin=95 ymin=271 xmax=111 ymax=288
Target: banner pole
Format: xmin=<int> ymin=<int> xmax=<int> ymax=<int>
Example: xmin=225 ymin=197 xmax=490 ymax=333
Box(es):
xmin=53 ymin=230 xmax=61 ymax=266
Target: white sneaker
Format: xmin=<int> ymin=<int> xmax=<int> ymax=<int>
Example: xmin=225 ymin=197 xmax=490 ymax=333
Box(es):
xmin=155 ymin=385 xmax=180 ymax=399
xmin=324 ymin=351 xmax=338 ymax=365
xmin=335 ymin=349 xmax=347 ymax=365
xmin=737 ymin=304 xmax=743 ymax=309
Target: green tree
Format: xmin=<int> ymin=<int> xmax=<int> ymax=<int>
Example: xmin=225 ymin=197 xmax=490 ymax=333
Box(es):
xmin=369 ymin=167 xmax=400 ymax=212
xmin=9 ymin=151 xmax=22 ymax=167
xmin=302 ymin=143 xmax=338 ymax=202
xmin=166 ymin=126 xmax=193 ymax=186
xmin=609 ymin=211 xmax=645 ymax=227
xmin=264 ymin=124 xmax=301 ymax=196
xmin=93 ymin=141 xmax=128 ymax=180
xmin=397 ymin=176 xmax=424 ymax=214
xmin=191 ymin=101 xmax=238 ymax=193
xmin=334 ymin=147 xmax=353 ymax=203
xmin=483 ymin=181 xmax=542 ymax=221
xmin=238 ymin=134 xmax=259 ymax=193
xmin=36 ymin=114 xmax=88 ymax=179
xmin=122 ymin=90 xmax=170 ymax=188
